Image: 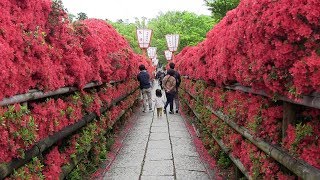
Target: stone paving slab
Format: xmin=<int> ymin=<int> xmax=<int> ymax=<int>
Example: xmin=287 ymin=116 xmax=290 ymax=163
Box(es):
xmin=145 ymin=148 xmax=173 ymax=161
xmin=148 ymin=140 xmax=171 ymax=149
xmin=151 ymin=126 xmax=169 ymax=133
xmin=170 ymin=138 xmax=194 ymax=146
xmin=140 ymin=175 xmax=175 ymax=180
xmin=103 ymin=166 xmax=140 ymax=180
xmin=176 ymin=170 xmax=210 ymax=180
xmin=152 ymin=119 xmax=168 ymax=127
xmin=172 ymin=145 xmax=199 ymax=157
xmin=142 ymin=160 xmax=174 ymax=176
xmin=174 ymin=155 xmax=207 ymax=171
xmin=149 ymin=132 xmax=170 ymax=141
xmin=111 ymin=153 xmax=144 ymax=168
xmin=169 ymin=130 xmax=191 ymax=138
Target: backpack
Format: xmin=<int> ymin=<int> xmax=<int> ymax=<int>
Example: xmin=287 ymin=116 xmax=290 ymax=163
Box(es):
xmin=173 ymin=71 xmax=181 ymax=87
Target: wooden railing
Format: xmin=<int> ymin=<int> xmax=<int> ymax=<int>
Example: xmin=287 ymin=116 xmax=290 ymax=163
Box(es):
xmin=181 ymin=98 xmax=252 ymax=179
xmin=180 ymin=85 xmax=320 ymax=180
xmin=0 ymin=81 xmax=138 ymax=179
xmin=0 ymin=80 xmax=124 ymax=107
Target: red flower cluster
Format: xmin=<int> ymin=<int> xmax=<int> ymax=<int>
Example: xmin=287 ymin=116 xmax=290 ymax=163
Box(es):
xmin=175 ymin=0 xmax=320 ymax=97
xmin=283 ymin=108 xmax=320 ymax=168
xmin=42 ymin=147 xmax=66 ymax=179
xmin=4 ymin=81 xmax=139 ymax=178
xmin=0 ymin=0 xmax=152 ymax=100
xmin=179 ymin=79 xmax=295 ymax=178
xmin=183 ymin=79 xmax=283 ymax=144
xmin=0 ymin=80 xmax=138 ymax=163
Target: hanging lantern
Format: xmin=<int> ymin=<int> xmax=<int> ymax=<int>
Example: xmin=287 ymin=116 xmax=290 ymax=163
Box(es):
xmin=165 ymin=34 xmax=180 ymax=52
xmin=136 ymin=29 xmax=152 ymax=49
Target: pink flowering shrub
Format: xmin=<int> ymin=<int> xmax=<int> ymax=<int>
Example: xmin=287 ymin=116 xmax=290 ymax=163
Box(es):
xmin=179 ymin=80 xmax=297 ymax=178
xmin=0 ymin=79 xmax=139 ymax=164
xmin=175 ymin=0 xmax=320 ymax=97
xmin=283 ymin=108 xmax=320 ymax=169
xmin=42 ymin=146 xmax=66 ymax=179
xmin=0 ymin=0 xmax=151 ymax=100
xmin=3 ymin=80 xmax=139 ymax=178
xmin=176 ymin=1 xmax=320 ymax=176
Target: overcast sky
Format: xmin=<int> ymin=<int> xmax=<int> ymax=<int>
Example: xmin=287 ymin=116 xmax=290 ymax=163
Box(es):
xmin=62 ymin=0 xmax=211 ymax=22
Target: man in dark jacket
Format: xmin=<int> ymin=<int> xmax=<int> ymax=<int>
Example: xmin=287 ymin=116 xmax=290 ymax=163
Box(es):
xmin=169 ymin=62 xmax=181 ymax=113
xmin=137 ymin=64 xmax=152 ymax=112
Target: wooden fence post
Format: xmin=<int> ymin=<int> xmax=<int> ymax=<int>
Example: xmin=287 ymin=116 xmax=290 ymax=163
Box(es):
xmin=282 ymin=102 xmax=296 ymax=139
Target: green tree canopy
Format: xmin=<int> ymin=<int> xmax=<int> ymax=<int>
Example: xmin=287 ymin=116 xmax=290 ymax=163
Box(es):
xmin=109 ymin=11 xmax=214 ymax=66
xmin=148 ymin=11 xmax=215 ymax=65
xmin=204 ymin=0 xmax=240 ymax=21
xmin=109 ymin=20 xmax=142 ymax=53
xmin=77 ymin=12 xmax=88 ymax=21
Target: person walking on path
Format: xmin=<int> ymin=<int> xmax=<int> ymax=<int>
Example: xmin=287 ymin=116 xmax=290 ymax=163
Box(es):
xmin=169 ymin=62 xmax=181 ymax=113
xmin=137 ymin=64 xmax=152 ymax=112
xmin=156 ymin=67 xmax=166 ymax=89
xmin=153 ymin=89 xmax=165 ymax=117
xmin=162 ymin=69 xmax=176 ymax=114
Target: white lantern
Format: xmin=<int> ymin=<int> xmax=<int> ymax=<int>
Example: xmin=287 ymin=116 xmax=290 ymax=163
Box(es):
xmin=136 ymin=29 xmax=152 ymax=49
xmin=147 ymin=47 xmax=157 ymax=59
xmin=164 ymin=50 xmax=173 ymax=61
xmin=165 ymin=34 xmax=179 ymax=52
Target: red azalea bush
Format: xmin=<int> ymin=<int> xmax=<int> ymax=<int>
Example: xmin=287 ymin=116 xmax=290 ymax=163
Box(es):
xmin=42 ymin=146 xmax=66 ymax=179
xmin=179 ymin=85 xmax=293 ymax=178
xmin=0 ymin=0 xmax=151 ymax=100
xmin=183 ymin=78 xmax=283 ymax=144
xmin=7 ymin=89 xmax=139 ymax=179
xmin=180 ymin=78 xmax=320 ymax=177
xmin=0 ymin=80 xmax=138 ymax=163
xmin=177 ymin=0 xmax=320 ymax=177
xmin=283 ymin=108 xmax=320 ymax=169
xmin=175 ymin=0 xmax=320 ymax=97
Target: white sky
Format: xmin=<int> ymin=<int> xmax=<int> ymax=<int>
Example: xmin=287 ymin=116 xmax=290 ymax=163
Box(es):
xmin=62 ymin=0 xmax=211 ymax=22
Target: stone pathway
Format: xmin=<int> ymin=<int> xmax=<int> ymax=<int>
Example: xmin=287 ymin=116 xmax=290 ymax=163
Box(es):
xmin=102 ymin=82 xmax=213 ymax=180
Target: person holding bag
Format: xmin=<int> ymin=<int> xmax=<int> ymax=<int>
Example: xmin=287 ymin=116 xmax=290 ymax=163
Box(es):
xmin=162 ymin=69 xmax=176 ymax=114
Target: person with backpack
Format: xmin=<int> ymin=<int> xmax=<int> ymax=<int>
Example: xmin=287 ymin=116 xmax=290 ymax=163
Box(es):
xmin=169 ymin=62 xmax=181 ymax=113
xmin=162 ymin=69 xmax=176 ymax=114
xmin=137 ymin=64 xmax=152 ymax=112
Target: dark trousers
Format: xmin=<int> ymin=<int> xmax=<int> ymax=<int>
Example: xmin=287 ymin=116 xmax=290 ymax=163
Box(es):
xmin=164 ymin=92 xmax=175 ymax=112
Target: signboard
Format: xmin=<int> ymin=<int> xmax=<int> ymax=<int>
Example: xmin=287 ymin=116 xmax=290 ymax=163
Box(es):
xmin=137 ymin=29 xmax=152 ymax=49
xmin=165 ymin=34 xmax=179 ymax=52
xmin=147 ymin=47 xmax=157 ymax=59
xmin=164 ymin=50 xmax=173 ymax=61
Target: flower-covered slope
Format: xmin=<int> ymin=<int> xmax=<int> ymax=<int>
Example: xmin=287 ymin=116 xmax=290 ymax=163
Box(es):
xmin=0 ymin=0 xmax=153 ymax=100
xmin=175 ymin=0 xmax=320 ymax=97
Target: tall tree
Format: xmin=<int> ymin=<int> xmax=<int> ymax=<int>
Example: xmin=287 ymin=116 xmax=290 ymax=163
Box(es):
xmin=109 ymin=12 xmax=214 ymax=65
xmin=77 ymin=12 xmax=88 ymax=21
xmin=109 ymin=20 xmax=142 ymax=54
xmin=148 ymin=11 xmax=214 ymax=65
xmin=204 ymin=0 xmax=240 ymax=21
